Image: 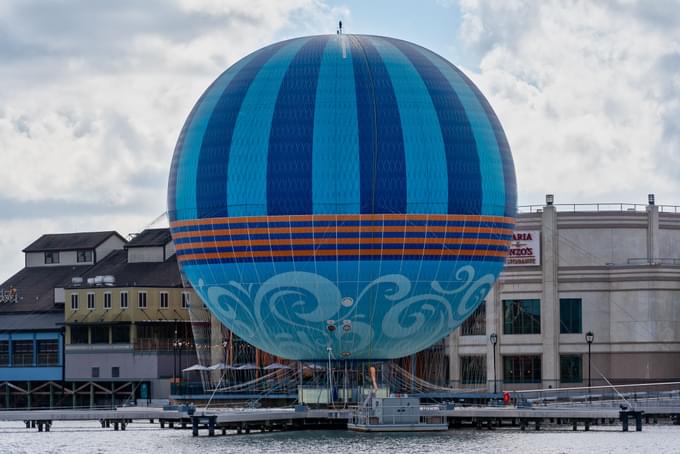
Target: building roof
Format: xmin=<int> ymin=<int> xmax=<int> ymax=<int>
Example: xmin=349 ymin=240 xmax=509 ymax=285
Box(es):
xmin=0 ymin=311 xmax=63 ymax=331
xmin=126 ymin=228 xmax=171 ymax=248
xmin=23 ymin=231 xmax=126 ymax=252
xmin=0 ymin=265 xmax=92 ymax=313
xmin=74 ymin=249 xmax=183 ymax=288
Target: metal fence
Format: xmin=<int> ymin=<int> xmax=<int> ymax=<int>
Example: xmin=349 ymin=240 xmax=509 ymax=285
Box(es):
xmin=517 ymin=203 xmax=680 ymax=214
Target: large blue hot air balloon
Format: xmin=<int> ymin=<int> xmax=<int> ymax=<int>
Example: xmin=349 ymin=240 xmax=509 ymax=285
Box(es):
xmin=168 ymin=34 xmax=516 ymax=360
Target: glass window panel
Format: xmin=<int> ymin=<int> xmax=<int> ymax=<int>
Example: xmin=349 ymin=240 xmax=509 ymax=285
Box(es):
xmin=70 ymin=326 xmax=89 ymax=344
xmin=37 ymin=340 xmax=59 ymax=366
xmin=77 ymin=249 xmax=92 ymax=262
xmin=12 ymin=340 xmax=33 ymax=366
xmin=560 ymin=298 xmax=582 ymax=334
xmin=460 ymin=355 xmax=487 ymax=384
xmin=560 ymin=355 xmax=582 ymax=383
xmin=503 ymin=355 xmax=542 ymax=383
xmin=91 ymin=326 xmax=109 ymax=344
xmin=112 ymin=325 xmax=130 ymax=344
xmin=503 ymin=299 xmax=541 ymax=335
xmin=0 ymin=341 xmax=9 ymax=366
xmin=461 ymin=304 xmax=486 ymax=336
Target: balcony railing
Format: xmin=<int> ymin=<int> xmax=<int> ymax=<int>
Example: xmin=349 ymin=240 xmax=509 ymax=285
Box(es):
xmin=517 ymin=203 xmax=680 ymax=214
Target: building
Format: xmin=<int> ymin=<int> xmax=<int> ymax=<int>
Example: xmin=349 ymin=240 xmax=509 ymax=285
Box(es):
xmin=447 ymin=197 xmax=680 ymax=391
xmin=0 ymin=231 xmax=126 ymax=408
xmin=64 ymin=228 xmax=198 ymax=404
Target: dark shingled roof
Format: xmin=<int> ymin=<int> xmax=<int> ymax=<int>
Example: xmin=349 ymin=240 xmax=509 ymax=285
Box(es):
xmin=23 ymin=231 xmax=126 ymax=252
xmin=0 ymin=311 xmax=63 ymax=331
xmin=126 ymin=228 xmax=172 ymax=248
xmin=0 ymin=264 xmax=92 ymax=313
xmin=75 ymin=250 xmax=183 ymax=288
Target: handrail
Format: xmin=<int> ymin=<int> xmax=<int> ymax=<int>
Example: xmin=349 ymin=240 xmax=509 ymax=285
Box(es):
xmin=517 ymin=203 xmax=680 ymax=214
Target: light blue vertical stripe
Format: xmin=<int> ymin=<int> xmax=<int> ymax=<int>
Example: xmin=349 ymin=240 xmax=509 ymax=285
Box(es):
xmin=312 ymin=36 xmax=361 ymax=214
xmin=419 ymin=46 xmax=506 ymax=215
xmin=372 ymin=38 xmax=448 ymax=214
xmin=227 ymin=38 xmax=309 ymax=217
xmin=174 ymin=52 xmax=257 ymax=220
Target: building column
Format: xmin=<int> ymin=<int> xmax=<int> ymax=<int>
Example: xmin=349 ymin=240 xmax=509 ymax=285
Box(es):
xmin=647 ymin=200 xmax=659 ymax=262
xmin=447 ymin=330 xmax=460 ymax=388
xmin=541 ymin=202 xmax=560 ymax=388
xmin=486 ymin=285 xmax=500 ymax=392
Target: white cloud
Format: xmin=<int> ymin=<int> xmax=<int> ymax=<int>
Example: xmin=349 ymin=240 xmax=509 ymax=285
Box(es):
xmin=458 ymin=0 xmax=680 ymax=206
xmin=0 ymin=0 xmax=341 ymax=281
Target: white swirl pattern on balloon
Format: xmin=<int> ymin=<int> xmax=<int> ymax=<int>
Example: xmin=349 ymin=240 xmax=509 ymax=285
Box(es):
xmin=194 ymin=265 xmax=496 ymax=359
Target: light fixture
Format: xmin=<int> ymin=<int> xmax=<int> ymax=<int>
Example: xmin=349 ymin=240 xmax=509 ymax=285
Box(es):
xmin=546 ymin=194 xmax=554 ymax=206
xmin=489 ymin=333 xmax=497 ymax=345
xmin=585 ymin=331 xmax=594 ymax=344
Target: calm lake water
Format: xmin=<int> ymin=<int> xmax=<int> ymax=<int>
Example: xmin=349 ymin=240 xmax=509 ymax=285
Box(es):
xmin=1 ymin=420 xmax=679 ymax=454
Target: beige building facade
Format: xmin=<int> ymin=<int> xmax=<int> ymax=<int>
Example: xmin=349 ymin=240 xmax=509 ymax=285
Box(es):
xmin=448 ymin=198 xmax=680 ymax=391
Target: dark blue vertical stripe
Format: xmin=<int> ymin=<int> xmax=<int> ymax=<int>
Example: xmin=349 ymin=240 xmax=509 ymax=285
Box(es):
xmin=168 ymin=81 xmax=215 ymax=221
xmin=350 ymin=37 xmax=377 ymax=214
xmin=351 ymin=36 xmax=407 ymax=214
xmin=440 ymin=62 xmax=517 ymax=217
xmin=385 ymin=38 xmax=482 ymax=215
xmin=267 ymin=36 xmax=329 ymax=215
xmin=194 ymin=41 xmax=286 ymax=218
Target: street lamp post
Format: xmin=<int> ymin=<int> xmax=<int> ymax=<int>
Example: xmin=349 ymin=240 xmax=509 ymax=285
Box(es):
xmin=585 ymin=331 xmax=594 ymax=400
xmin=490 ymin=333 xmax=498 ymax=394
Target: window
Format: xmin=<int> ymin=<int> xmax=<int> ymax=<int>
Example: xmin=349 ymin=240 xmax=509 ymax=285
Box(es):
xmin=560 ymin=355 xmax=582 ymax=383
xmin=36 ymin=340 xmax=59 ymax=366
xmin=44 ymin=251 xmax=60 ymax=264
xmin=181 ymin=292 xmax=190 ymax=309
xmin=112 ymin=325 xmax=130 ymax=344
xmin=160 ymin=292 xmax=169 ymax=309
xmin=120 ymin=292 xmax=128 ymax=309
xmin=91 ymin=326 xmax=109 ymax=344
xmin=461 ymin=304 xmax=486 ymax=336
xmin=138 ymin=291 xmax=147 ymax=309
xmin=77 ymin=249 xmax=93 ymax=263
xmin=70 ymin=326 xmax=89 ymax=344
xmin=560 ymin=298 xmax=582 ymax=334
xmin=71 ymin=293 xmax=79 ymax=310
xmin=112 ymin=366 xmax=120 ymax=378
xmin=460 ymin=355 xmax=487 ymax=384
xmin=503 ymin=355 xmax=542 ymax=383
xmin=12 ymin=340 xmax=34 ymax=366
xmin=503 ymin=299 xmax=541 ymax=335
xmin=0 ymin=341 xmax=8 ymax=366
xmin=104 ymin=293 xmax=112 ymax=310
xmin=87 ymin=293 xmax=95 ymax=310
xmin=92 ymin=367 xmax=100 ymax=378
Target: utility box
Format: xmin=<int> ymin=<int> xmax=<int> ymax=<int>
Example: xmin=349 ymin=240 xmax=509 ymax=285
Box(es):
xmin=372 ymin=397 xmax=420 ymax=425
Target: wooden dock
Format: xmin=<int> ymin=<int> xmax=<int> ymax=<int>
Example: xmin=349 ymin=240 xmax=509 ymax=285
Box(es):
xmin=187 ymin=402 xmax=680 ymax=436
xmin=1 ymin=401 xmax=679 ymax=435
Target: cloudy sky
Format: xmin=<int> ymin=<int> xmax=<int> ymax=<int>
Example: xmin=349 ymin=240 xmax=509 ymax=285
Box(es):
xmin=1 ymin=0 xmax=679 ymax=281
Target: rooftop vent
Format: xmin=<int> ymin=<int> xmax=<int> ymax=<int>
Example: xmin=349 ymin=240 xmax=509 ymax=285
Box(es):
xmin=103 ymin=275 xmax=115 ymax=287
xmin=71 ymin=277 xmax=83 ymax=287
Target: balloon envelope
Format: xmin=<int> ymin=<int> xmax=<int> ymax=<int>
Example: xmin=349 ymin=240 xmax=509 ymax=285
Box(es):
xmin=168 ymin=34 xmax=516 ymax=360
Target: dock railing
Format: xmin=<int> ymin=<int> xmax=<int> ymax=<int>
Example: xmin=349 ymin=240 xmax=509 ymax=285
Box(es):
xmin=510 ymin=381 xmax=680 ymax=409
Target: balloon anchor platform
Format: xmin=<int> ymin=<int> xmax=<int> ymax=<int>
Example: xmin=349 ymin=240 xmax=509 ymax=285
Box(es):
xmin=347 ymin=396 xmax=448 ymax=432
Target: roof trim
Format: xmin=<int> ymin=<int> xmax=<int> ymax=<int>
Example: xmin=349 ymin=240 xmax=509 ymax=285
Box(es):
xmin=22 ymin=231 xmax=127 ymax=253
